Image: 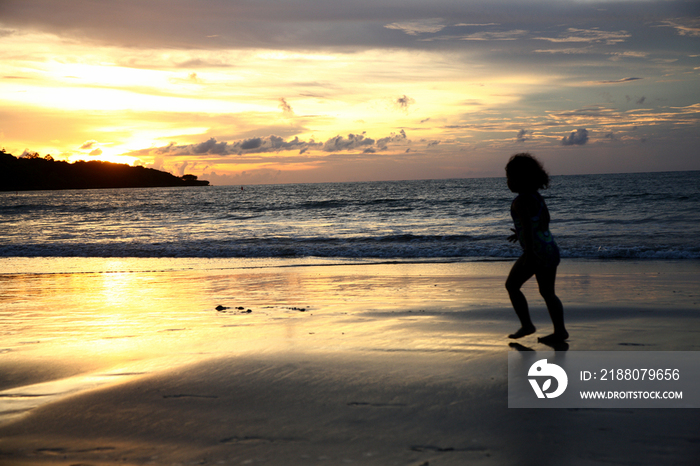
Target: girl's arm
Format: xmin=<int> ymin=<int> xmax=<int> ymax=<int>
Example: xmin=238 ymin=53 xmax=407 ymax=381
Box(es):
xmin=512 ymin=196 xmax=536 ymax=259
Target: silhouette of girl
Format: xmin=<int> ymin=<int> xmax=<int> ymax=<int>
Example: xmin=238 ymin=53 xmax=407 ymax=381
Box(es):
xmin=505 ymin=153 xmax=568 ymax=344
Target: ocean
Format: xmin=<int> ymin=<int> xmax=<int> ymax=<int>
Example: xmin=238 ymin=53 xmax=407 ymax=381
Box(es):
xmin=1 ymin=171 xmax=699 ymax=266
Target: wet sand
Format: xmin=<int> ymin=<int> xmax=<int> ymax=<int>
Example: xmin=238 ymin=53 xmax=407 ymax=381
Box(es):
xmin=1 ymin=258 xmax=699 ymax=465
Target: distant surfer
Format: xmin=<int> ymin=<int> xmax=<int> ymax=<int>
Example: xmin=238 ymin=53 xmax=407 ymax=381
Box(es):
xmin=505 ymin=153 xmax=568 ymax=345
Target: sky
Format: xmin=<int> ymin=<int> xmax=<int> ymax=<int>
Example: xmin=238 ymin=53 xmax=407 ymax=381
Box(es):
xmin=1 ymin=0 xmax=699 ymax=185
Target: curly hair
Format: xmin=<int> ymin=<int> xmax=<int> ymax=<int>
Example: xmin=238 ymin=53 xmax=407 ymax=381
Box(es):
xmin=505 ymin=153 xmax=550 ymax=192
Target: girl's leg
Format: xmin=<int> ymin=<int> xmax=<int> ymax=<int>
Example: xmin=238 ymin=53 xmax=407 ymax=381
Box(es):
xmin=535 ymin=266 xmax=568 ymax=340
xmin=506 ymin=255 xmax=536 ymax=338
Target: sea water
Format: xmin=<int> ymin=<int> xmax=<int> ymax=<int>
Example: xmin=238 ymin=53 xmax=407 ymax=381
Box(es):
xmin=1 ymin=171 xmax=699 ymax=265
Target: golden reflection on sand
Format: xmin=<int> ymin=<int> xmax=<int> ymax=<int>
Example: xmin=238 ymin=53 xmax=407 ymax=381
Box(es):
xmin=2 ymin=258 xmax=699 ymax=426
xmin=1 ymin=259 xmax=512 ymax=400
xmin=0 ymin=258 xmax=699 ymax=466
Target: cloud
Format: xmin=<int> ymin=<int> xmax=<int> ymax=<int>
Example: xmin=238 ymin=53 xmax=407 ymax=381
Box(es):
xmin=376 ymin=129 xmax=407 ymax=149
xmin=0 ymin=0 xmax=691 ymax=54
xmin=279 ymin=98 xmax=294 ymax=117
xmin=89 ymin=148 xmax=103 ymax=156
xmin=3 ymin=1 xmax=699 ymax=181
xmin=384 ymin=19 xmax=445 ymax=36
xmin=561 ymin=129 xmax=589 ymax=146
xmin=165 ymin=135 xmax=309 ymax=155
xmin=595 ymin=77 xmax=642 ymax=84
xmin=422 ymin=30 xmax=528 ymax=42
xmin=240 ymin=138 xmax=263 ymax=150
xmin=176 ymin=161 xmax=189 ymax=177
xmin=193 ymin=137 xmax=232 ymax=154
xmin=322 ymin=133 xmax=375 ymax=152
xmin=658 ymin=19 xmax=700 ymax=38
xmin=396 ymin=95 xmax=415 ymax=111
xmin=130 ymin=130 xmax=411 ymax=158
xmin=516 ymin=129 xmax=532 ymax=143
xmin=608 ymin=51 xmax=648 ymax=60
xmin=80 ymin=140 xmax=98 ymax=149
xmin=175 ymin=58 xmax=233 ymax=68
xmin=552 ymin=107 xmax=619 ymax=121
xmin=536 ymin=28 xmax=630 ymax=45
xmin=534 ymin=47 xmax=592 ymax=55
xmin=454 ymin=23 xmax=499 ymax=27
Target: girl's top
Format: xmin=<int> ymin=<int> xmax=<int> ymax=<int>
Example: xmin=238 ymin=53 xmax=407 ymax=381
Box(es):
xmin=511 ymin=192 xmax=560 ymax=267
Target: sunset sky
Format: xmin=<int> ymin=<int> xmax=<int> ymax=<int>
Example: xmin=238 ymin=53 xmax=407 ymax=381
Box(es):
xmin=1 ymin=0 xmax=699 ymax=184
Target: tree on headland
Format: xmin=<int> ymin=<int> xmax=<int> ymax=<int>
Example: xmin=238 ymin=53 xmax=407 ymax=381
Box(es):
xmin=0 ymin=149 xmax=209 ymax=191
xmin=20 ymin=150 xmax=40 ymax=159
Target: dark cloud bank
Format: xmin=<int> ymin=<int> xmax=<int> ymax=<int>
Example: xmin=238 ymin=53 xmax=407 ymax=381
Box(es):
xmin=561 ymin=128 xmax=589 ymax=146
xmin=132 ymin=130 xmax=409 ymax=158
xmin=1 ymin=0 xmax=695 ymax=51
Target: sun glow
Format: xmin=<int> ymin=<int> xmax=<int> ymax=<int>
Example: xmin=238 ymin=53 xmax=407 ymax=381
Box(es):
xmin=67 ymin=153 xmax=140 ymax=166
xmin=1 ymin=1 xmax=699 ymax=183
xmin=3 ymin=83 xmax=271 ymax=114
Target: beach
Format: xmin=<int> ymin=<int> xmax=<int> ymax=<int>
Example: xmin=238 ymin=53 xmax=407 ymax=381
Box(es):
xmin=1 ymin=258 xmax=699 ymax=465
xmin=2 ymin=0 xmax=700 ymax=459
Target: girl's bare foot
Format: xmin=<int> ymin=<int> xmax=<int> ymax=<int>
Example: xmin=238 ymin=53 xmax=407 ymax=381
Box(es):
xmin=508 ymin=325 xmax=536 ymax=339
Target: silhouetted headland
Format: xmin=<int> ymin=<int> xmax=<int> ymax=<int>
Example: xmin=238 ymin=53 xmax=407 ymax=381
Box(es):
xmin=0 ymin=150 xmax=209 ymax=191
